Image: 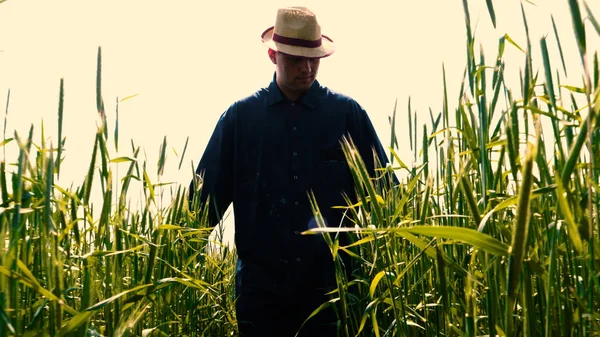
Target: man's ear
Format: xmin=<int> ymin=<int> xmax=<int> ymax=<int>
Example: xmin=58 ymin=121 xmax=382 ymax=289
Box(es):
xmin=268 ymin=48 xmax=277 ymax=64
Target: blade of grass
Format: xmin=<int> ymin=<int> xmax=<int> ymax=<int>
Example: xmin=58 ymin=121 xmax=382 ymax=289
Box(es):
xmin=568 ymin=0 xmax=587 ymax=64
xmin=551 ymin=15 xmax=569 ymax=77
xmin=555 ymin=171 xmax=585 ymax=255
xmin=561 ymin=109 xmax=597 ymax=186
xmin=408 ymin=97 xmax=413 ymax=154
xmin=462 ymin=0 xmax=475 ymax=96
xmin=2 ymin=89 xmax=9 ymax=162
xmin=96 ymin=46 xmax=107 ymax=138
xmin=505 ymin=119 xmax=539 ymax=336
xmin=584 ymin=1 xmax=600 ymax=36
xmin=56 ymin=79 xmax=64 ymax=179
xmin=485 ymin=0 xmax=497 ymax=28
xmin=115 ymin=96 xmax=119 ymax=153
xmin=306 ymin=226 xmax=509 ymax=257
xmin=178 ymin=137 xmax=189 ymax=171
xmin=541 ymin=36 xmax=567 ymax=163
xmin=158 ymin=136 xmax=167 ymax=177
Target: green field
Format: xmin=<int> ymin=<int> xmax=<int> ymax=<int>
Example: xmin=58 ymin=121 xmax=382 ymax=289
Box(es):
xmin=1 ymin=1 xmax=600 ymax=336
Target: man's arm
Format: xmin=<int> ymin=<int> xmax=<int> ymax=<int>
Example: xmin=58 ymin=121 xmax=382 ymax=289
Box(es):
xmin=189 ymin=105 xmax=236 ymax=225
xmin=347 ymin=101 xmax=399 ymax=186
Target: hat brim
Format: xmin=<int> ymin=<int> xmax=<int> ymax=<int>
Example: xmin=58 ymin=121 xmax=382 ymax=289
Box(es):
xmin=261 ymin=27 xmax=335 ymax=59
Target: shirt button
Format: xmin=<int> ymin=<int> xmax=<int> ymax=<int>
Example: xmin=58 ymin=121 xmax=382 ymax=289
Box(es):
xmin=294 ymin=201 xmax=299 ymax=206
xmin=296 ymin=258 xmax=302 ymax=262
xmin=293 ymin=151 xmax=298 ymax=156
xmin=293 ymin=175 xmax=298 ymax=180
xmin=292 ymin=126 xmax=297 ymax=131
xmin=294 ymin=230 xmax=300 ymax=235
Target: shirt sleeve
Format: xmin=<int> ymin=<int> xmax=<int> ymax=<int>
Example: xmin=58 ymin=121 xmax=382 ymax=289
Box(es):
xmin=347 ymin=101 xmax=399 ymax=186
xmin=189 ymin=104 xmax=235 ymax=224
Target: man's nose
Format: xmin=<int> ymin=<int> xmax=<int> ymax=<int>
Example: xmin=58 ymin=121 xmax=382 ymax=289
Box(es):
xmin=300 ymin=59 xmax=311 ymax=72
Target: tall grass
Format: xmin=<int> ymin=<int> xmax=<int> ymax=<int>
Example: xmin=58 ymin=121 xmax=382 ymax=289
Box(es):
xmin=1 ymin=1 xmax=599 ymax=336
xmin=305 ymin=1 xmax=600 ymax=336
xmin=0 ymin=46 xmax=237 ymax=336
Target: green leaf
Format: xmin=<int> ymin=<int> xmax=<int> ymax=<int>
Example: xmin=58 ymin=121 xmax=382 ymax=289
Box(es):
xmin=478 ymin=185 xmax=554 ymax=233
xmin=82 ymin=135 xmax=98 ymax=205
xmin=56 ymin=78 xmax=64 ymax=178
xmin=561 ymin=85 xmax=586 ymax=93
xmin=485 ymin=0 xmax=497 ymax=27
xmin=82 ymin=244 xmax=146 ymax=258
xmin=306 ymin=226 xmax=509 ymax=256
xmin=115 ymin=97 xmax=119 ymax=152
xmin=568 ymin=0 xmax=587 ymax=61
xmin=119 ymin=93 xmax=139 ymax=103
xmin=341 ymin=235 xmax=375 ymax=249
xmin=504 ymin=34 xmax=525 ymax=53
xmin=505 ymin=120 xmax=539 ymax=336
xmin=485 ymin=137 xmax=507 ymax=149
xmin=551 ymin=15 xmax=568 ymax=76
xmin=403 ymin=226 xmax=509 ymax=256
xmin=555 ymin=172 xmax=585 ymax=254
xmin=389 ymin=147 xmax=409 ymax=171
xmin=584 ymin=1 xmax=600 ymax=36
xmin=55 ymin=311 xmax=95 ymax=337
xmin=143 ymin=169 xmax=155 ymax=202
xmin=541 ymin=37 xmax=557 ymax=110
xmin=369 ymin=270 xmax=387 ymax=299
xmin=157 ymin=136 xmax=167 ymax=176
xmin=110 ymin=156 xmax=136 ymax=163
xmin=0 ymin=138 xmax=13 ymax=147
xmin=178 ymin=136 xmax=189 ymax=170
xmin=157 ymin=224 xmax=202 ymax=231
xmin=297 ymin=298 xmax=339 ymax=335
xmin=95 ymin=46 xmax=106 ymax=138
xmin=85 ymin=284 xmax=153 ymax=312
xmin=0 ymin=303 xmax=15 ymax=334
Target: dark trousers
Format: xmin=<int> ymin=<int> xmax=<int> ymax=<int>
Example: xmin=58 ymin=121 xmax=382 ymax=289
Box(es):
xmin=236 ymin=287 xmax=339 ymax=337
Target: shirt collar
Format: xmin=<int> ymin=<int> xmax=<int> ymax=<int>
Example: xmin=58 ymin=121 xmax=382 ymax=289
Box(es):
xmin=266 ymin=72 xmax=320 ymax=110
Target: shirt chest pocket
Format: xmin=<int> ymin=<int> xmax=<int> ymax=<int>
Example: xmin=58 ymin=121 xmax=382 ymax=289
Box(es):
xmin=318 ymin=147 xmax=353 ymax=190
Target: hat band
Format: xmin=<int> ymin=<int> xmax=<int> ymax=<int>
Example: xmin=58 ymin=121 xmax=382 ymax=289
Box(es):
xmin=272 ymin=33 xmax=322 ymax=48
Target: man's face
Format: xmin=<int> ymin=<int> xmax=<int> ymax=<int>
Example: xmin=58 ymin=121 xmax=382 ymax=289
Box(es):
xmin=269 ymin=50 xmax=320 ymax=99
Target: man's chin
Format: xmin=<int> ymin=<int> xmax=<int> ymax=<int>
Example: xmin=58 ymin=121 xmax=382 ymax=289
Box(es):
xmin=297 ymin=76 xmax=314 ymax=84
xmin=296 ymin=79 xmax=314 ymax=90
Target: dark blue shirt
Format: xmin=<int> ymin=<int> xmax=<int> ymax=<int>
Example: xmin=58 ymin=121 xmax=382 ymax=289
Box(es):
xmin=191 ymin=74 xmax=391 ymax=297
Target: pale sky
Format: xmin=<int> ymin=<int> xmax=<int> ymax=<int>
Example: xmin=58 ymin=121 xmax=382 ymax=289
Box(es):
xmin=1 ymin=0 xmax=598 ymax=245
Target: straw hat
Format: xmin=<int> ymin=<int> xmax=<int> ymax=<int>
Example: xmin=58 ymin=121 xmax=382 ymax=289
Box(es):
xmin=261 ymin=6 xmax=335 ymax=58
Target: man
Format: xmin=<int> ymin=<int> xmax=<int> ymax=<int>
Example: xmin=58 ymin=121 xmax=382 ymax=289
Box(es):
xmin=190 ymin=6 xmax=392 ymax=337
